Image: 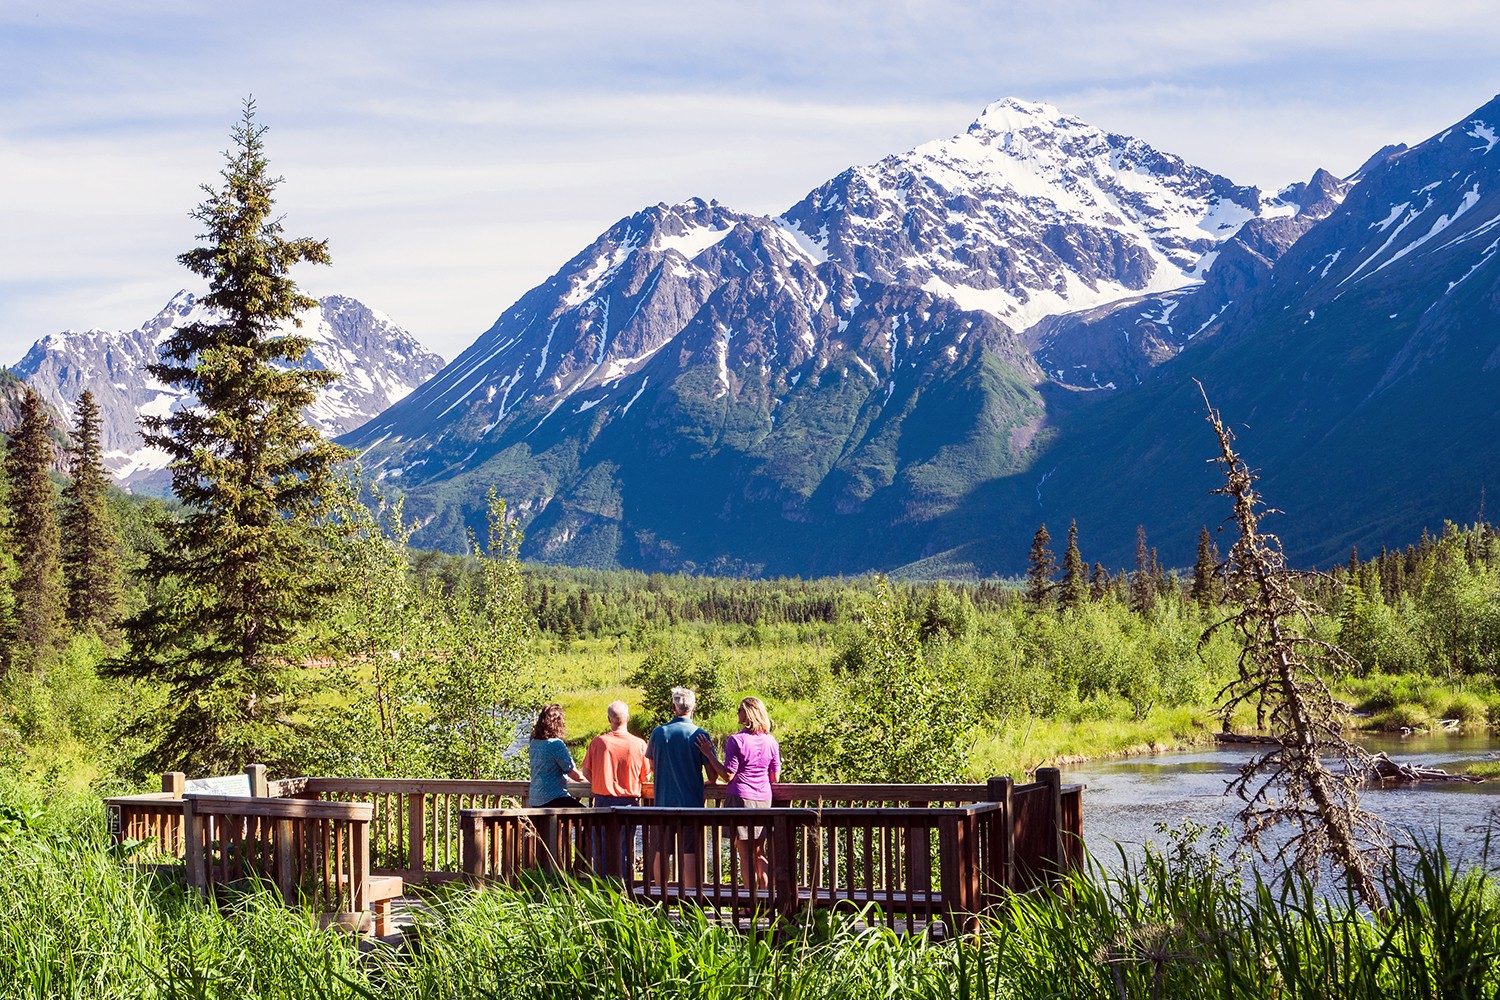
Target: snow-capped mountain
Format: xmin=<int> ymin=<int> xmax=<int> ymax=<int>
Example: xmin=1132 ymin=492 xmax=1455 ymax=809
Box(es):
xmin=781 ymin=98 xmax=1271 ymax=333
xmin=342 ymin=97 xmax=1301 ymax=566
xmin=1025 ymin=167 xmax=1353 ymax=389
xmin=930 ymin=94 xmax=1500 ymax=575
xmin=14 ymin=292 xmax=444 ymax=485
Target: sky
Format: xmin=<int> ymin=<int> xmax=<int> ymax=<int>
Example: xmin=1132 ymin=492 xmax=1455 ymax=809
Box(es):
xmin=3 ymin=1 xmax=1498 ymax=364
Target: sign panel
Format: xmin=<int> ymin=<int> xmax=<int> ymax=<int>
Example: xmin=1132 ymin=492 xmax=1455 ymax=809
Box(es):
xmin=184 ymin=773 xmax=253 ymax=797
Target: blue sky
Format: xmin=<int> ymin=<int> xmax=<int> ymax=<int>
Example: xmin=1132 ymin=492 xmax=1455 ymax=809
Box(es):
xmin=3 ymin=0 xmax=1498 ymax=362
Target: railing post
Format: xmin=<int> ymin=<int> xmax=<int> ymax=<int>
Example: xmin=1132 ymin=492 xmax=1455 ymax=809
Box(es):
xmin=987 ymin=776 xmax=1014 ymax=893
xmin=246 ymin=764 xmax=269 ymax=798
xmin=770 ymin=812 xmax=796 ymax=918
xmin=275 ymin=817 xmax=296 ymax=904
xmin=461 ymin=814 xmax=485 ymax=882
xmin=162 ymin=772 xmax=186 ymax=798
xmin=540 ymin=813 xmax=561 ymax=873
xmin=408 ymin=793 xmax=426 ymax=881
xmin=937 ymin=813 xmax=962 ymax=930
xmin=182 ymin=796 xmax=206 ymax=894
xmin=353 ymin=819 xmax=371 ymax=920
xmin=1036 ymin=767 xmax=1063 ymax=885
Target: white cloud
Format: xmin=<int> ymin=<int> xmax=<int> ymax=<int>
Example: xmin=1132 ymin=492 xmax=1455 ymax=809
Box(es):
xmin=3 ymin=1 xmax=1498 ymax=362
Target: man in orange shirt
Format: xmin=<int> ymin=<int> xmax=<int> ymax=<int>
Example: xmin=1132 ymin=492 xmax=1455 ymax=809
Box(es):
xmin=582 ymin=700 xmax=650 ymax=806
xmin=583 ymin=701 xmax=650 ymax=877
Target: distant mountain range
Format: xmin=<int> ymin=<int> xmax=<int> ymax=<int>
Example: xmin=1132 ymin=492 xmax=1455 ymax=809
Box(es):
xmin=19 ymin=94 xmax=1500 ymax=577
xmin=13 ymin=292 xmax=444 ymax=489
xmin=341 ymin=98 xmax=1325 ymax=572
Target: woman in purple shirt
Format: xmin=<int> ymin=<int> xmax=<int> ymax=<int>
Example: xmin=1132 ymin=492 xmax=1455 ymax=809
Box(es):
xmin=698 ymin=696 xmax=780 ymax=890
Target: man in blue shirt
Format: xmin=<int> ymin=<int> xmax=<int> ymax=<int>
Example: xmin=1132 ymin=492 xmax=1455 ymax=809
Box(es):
xmin=645 ymin=686 xmax=721 ymax=888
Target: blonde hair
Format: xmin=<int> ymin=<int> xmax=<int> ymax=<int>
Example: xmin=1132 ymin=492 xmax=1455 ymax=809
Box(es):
xmin=738 ymin=697 xmax=771 ymax=734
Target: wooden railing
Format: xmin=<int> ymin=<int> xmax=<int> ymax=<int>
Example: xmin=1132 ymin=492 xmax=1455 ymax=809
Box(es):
xmin=181 ymin=793 xmax=405 ymax=933
xmin=181 ymin=794 xmax=376 ymax=915
xmin=275 ymin=776 xmax=1012 ymax=884
xmin=103 ymin=767 xmax=1085 ymax=930
xmin=458 ymin=801 xmax=1014 ymax=931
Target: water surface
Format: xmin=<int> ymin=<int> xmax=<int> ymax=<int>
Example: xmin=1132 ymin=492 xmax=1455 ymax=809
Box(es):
xmin=1059 ymin=733 xmax=1500 ymax=868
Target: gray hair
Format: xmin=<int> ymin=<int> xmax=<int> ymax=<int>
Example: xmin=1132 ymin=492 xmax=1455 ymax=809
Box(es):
xmin=670 ymin=687 xmax=696 ymax=715
xmin=606 ymin=700 xmax=629 ymax=726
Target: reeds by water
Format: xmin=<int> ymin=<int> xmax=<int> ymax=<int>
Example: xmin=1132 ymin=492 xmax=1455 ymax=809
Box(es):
xmin=4 ymin=799 xmax=1500 ymax=999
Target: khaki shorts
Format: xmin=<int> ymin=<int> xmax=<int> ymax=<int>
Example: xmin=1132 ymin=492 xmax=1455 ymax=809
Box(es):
xmin=724 ymin=794 xmax=771 ymax=840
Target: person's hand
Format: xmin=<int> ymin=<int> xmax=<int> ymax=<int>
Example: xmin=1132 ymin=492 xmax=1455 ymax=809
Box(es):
xmin=694 ymin=732 xmax=716 ymax=758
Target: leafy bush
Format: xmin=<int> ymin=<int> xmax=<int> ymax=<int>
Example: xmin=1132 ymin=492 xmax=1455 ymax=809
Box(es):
xmin=627 ymin=632 xmax=725 ymax=729
xmin=1439 ymin=692 xmax=1490 ymax=728
xmin=1371 ymin=702 xmax=1434 ymax=731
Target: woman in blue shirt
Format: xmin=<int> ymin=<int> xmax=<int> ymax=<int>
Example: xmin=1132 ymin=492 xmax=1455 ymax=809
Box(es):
xmin=528 ymin=703 xmax=585 ymax=807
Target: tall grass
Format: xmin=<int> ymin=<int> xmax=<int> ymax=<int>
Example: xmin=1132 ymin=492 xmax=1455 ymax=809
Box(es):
xmin=4 ymin=797 xmax=1500 ymax=998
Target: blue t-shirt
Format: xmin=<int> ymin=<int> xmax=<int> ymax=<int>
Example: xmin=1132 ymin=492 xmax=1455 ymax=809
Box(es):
xmin=646 ymin=715 xmax=710 ymax=808
xmin=528 ymin=738 xmax=575 ymax=805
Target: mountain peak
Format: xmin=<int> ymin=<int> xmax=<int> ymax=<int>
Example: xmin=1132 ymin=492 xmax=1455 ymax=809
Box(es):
xmin=16 ymin=293 xmax=445 ymax=487
xmin=969 ymin=96 xmax=1075 ymax=135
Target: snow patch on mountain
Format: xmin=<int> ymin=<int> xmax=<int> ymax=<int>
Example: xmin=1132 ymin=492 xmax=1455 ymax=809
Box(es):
xmin=14 ymin=292 xmax=444 ymax=486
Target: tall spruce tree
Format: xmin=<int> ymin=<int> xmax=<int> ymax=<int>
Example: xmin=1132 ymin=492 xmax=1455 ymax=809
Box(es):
xmin=1191 ymin=524 xmax=1219 ymax=610
xmin=1130 ymin=524 xmax=1157 ymax=615
xmin=6 ymin=388 xmax=65 ymax=666
xmin=0 ymin=439 xmax=17 ymax=670
xmin=111 ymin=99 xmax=349 ymax=773
xmin=60 ymin=390 xmax=122 ymax=632
xmin=1059 ymin=520 xmax=1088 ymax=611
xmin=1024 ymin=523 xmax=1056 ymax=608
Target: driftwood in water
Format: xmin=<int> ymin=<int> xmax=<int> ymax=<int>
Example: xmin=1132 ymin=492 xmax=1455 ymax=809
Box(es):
xmin=1365 ymin=751 xmax=1483 ymax=784
xmin=1215 ymin=732 xmax=1281 ymax=746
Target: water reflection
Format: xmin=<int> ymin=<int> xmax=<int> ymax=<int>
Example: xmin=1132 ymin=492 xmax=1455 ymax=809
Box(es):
xmin=1060 ymin=733 xmax=1500 ymax=866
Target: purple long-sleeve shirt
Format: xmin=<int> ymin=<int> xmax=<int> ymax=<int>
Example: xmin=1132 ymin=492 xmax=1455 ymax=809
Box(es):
xmin=724 ymin=731 xmax=781 ymax=801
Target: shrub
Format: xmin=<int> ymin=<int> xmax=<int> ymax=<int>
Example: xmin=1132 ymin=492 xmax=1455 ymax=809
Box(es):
xmin=1371 ymin=702 xmax=1433 ymax=732
xmin=1440 ymin=692 xmax=1490 ymax=729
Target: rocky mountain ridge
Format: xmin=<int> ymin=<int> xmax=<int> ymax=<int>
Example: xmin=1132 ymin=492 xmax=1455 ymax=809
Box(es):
xmin=341 ymin=97 xmax=1306 ymax=566
xmin=14 ymin=292 xmax=444 ymax=487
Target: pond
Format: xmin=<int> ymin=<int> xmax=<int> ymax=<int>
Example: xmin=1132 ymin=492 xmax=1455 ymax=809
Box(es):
xmin=1059 ymin=733 xmax=1500 ymax=871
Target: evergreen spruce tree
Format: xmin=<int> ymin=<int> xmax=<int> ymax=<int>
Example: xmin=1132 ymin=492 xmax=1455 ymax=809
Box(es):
xmin=110 ymin=99 xmax=349 ymax=773
xmin=5 ymin=388 xmax=65 ymax=667
xmin=1024 ymin=523 xmax=1056 ymax=608
xmin=1059 ymin=520 xmax=1087 ymax=611
xmin=60 ymin=390 xmax=122 ymax=632
xmin=1191 ymin=524 xmax=1219 ymax=610
xmin=1088 ymin=562 xmax=1108 ymax=603
xmin=0 ymin=438 xmax=18 ymax=670
xmin=1130 ymin=524 xmax=1157 ymax=615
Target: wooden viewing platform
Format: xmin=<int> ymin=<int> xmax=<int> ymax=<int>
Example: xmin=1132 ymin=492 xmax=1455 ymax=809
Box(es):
xmin=107 ymin=768 xmax=1084 ymax=936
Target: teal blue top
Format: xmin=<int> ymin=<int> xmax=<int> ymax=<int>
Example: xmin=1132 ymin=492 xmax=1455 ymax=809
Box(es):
xmin=646 ymin=716 xmax=711 ymax=808
xmin=528 ymin=738 xmax=575 ymax=805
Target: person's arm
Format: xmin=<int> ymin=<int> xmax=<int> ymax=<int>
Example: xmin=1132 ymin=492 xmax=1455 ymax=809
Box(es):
xmin=579 ymin=740 xmax=596 ymax=782
xmin=769 ymin=738 xmax=781 ymax=784
xmin=556 ymin=742 xmax=585 ymax=785
xmin=695 ymin=732 xmax=731 ymax=783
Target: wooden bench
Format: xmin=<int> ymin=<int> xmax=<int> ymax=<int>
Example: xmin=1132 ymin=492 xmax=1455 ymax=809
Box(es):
xmin=368 ymin=874 xmax=403 ymax=935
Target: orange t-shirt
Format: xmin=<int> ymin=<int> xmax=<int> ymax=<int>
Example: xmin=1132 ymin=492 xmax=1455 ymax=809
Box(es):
xmin=582 ymin=729 xmax=650 ymax=798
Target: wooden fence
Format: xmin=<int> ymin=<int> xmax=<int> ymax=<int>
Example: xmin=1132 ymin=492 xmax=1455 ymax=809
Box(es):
xmin=105 ymin=767 xmax=1083 ymax=933
xmin=457 ymin=801 xmax=1016 ymax=931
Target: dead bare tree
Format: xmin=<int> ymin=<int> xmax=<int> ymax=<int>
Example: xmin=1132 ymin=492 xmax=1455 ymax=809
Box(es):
xmin=1198 ymin=382 xmax=1386 ymax=911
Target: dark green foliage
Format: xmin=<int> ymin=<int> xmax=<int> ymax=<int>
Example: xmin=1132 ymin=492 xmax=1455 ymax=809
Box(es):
xmin=1060 ymin=520 xmax=1087 ymax=611
xmin=918 ymin=581 xmax=972 ymax=643
xmin=1191 ymin=524 xmax=1218 ymax=611
xmin=783 ymin=576 xmax=979 ymax=782
xmin=1130 ymin=524 xmax=1158 ymax=615
xmin=5 ymin=388 xmax=64 ymax=667
xmin=627 ymin=628 xmax=725 ymax=729
xmin=1025 ymin=522 xmax=1055 ymax=608
xmin=110 ymin=100 xmax=349 ymax=774
xmin=60 ymin=391 xmax=122 ymax=633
